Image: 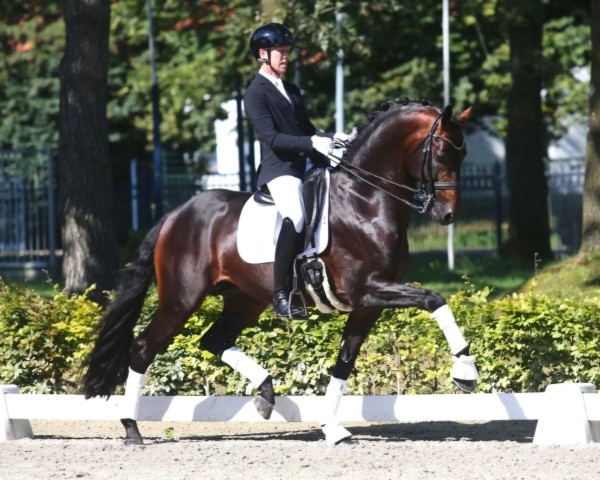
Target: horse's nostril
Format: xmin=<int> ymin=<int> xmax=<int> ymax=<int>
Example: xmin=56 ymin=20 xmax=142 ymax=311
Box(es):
xmin=442 ymin=212 xmax=454 ymax=225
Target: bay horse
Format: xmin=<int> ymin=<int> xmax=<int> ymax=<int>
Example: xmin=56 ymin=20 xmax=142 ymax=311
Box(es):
xmin=83 ymin=98 xmax=477 ymax=445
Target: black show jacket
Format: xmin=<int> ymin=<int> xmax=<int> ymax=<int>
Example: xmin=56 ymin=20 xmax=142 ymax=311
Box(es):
xmin=243 ymin=73 xmax=332 ymax=188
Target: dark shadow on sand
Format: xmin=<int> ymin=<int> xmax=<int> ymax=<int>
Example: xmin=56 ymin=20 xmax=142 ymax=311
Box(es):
xmin=171 ymin=420 xmax=536 ymax=444
xmin=31 ymin=420 xmax=537 ymax=444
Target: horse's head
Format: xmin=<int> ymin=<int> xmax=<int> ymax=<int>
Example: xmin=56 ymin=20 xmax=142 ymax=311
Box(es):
xmin=405 ymin=104 xmax=472 ymax=225
xmin=339 ymin=99 xmax=471 ymax=226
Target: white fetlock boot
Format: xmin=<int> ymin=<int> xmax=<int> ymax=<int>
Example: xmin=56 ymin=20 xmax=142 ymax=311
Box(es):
xmin=320 ymin=377 xmax=352 ymax=445
xmin=451 ymin=354 xmax=479 ymax=393
xmin=432 ymin=304 xmax=479 ymax=393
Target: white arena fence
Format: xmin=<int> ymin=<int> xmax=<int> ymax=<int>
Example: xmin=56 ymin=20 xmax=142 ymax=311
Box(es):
xmin=2 ymin=383 xmax=599 ymax=445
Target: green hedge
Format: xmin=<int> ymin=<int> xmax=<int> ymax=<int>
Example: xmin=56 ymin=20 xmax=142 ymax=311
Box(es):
xmin=1 ymin=279 xmax=599 ymax=395
xmin=0 ymin=281 xmax=101 ymax=393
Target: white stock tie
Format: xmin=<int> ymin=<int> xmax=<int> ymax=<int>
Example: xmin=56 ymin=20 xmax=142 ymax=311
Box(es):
xmin=275 ymin=78 xmax=291 ymax=103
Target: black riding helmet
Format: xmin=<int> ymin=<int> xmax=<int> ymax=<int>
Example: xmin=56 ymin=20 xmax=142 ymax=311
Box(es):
xmin=249 ymin=23 xmax=295 ymax=59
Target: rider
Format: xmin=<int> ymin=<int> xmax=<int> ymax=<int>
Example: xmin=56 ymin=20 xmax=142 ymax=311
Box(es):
xmin=243 ymin=22 xmax=348 ymax=319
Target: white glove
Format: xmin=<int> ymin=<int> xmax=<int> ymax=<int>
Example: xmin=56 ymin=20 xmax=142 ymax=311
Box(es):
xmin=311 ymin=135 xmax=333 ymax=156
xmin=333 ymin=132 xmax=351 ymax=142
xmin=335 ymin=129 xmax=357 ymax=141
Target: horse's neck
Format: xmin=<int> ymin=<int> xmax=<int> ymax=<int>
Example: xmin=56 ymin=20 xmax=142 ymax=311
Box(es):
xmin=329 ymin=165 xmax=413 ymax=226
xmin=343 ymin=136 xmax=414 ymax=199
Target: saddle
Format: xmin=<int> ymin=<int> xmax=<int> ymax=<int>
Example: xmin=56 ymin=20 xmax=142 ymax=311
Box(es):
xmin=237 ymin=168 xmax=352 ymax=313
xmin=252 ymin=167 xmax=328 ymax=252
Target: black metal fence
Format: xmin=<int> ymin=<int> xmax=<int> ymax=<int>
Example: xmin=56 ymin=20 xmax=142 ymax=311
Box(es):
xmin=0 ymin=149 xmax=57 ymax=279
xmin=0 ymin=150 xmax=585 ymax=281
xmin=192 ymin=159 xmax=585 ymax=256
xmin=409 ymin=162 xmax=506 ymax=254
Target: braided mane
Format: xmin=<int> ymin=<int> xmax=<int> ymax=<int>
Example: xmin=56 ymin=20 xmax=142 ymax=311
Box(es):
xmin=357 ymin=97 xmax=433 ymax=132
xmin=344 ymin=97 xmax=434 ymax=158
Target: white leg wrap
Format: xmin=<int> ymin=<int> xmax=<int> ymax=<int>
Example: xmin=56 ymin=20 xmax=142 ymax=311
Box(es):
xmin=221 ymin=347 xmax=270 ymax=388
xmin=121 ymin=368 xmax=144 ymax=420
xmin=432 ymin=304 xmax=468 ymax=355
xmin=320 ymin=377 xmax=347 ymax=426
xmin=433 ymin=305 xmax=479 ymax=383
xmin=451 ymin=354 xmax=479 ymax=381
xmin=320 ymin=377 xmax=352 ymax=445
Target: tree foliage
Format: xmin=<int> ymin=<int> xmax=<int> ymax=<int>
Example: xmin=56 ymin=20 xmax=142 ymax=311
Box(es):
xmin=2 ymin=1 xmax=591 ymax=158
xmin=0 ymin=0 xmax=593 ymax=264
xmin=0 ymin=2 xmax=62 ymax=150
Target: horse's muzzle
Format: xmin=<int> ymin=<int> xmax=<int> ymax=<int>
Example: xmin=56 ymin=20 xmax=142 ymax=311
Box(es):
xmin=430 ymin=200 xmax=457 ymax=225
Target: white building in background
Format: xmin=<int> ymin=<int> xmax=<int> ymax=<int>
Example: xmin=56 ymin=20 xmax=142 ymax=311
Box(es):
xmin=212 ymin=99 xmax=239 ymax=174
xmin=202 ymin=99 xmax=260 ymax=190
xmin=463 ymin=117 xmax=587 ymax=165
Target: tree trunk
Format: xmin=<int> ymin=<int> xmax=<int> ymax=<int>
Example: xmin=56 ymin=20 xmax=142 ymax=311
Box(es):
xmin=504 ymin=0 xmax=553 ymax=262
xmin=58 ymin=0 xmax=117 ymax=303
xmin=580 ymin=0 xmax=600 ymax=254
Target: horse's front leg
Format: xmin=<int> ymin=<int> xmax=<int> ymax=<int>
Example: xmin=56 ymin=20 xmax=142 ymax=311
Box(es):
xmin=321 ymin=309 xmax=380 ymax=445
xmin=432 ymin=304 xmax=479 ymax=392
xmin=356 ymin=279 xmax=479 ymax=392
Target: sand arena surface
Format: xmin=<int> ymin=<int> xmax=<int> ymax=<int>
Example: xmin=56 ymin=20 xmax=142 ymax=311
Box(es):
xmin=1 ymin=420 xmax=599 ymax=480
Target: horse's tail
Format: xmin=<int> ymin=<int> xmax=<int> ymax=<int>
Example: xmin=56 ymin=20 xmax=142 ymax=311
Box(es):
xmin=82 ymin=215 xmax=168 ymax=399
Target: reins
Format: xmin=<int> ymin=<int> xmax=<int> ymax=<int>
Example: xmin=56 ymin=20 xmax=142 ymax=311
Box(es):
xmin=328 ymin=110 xmax=465 ymax=214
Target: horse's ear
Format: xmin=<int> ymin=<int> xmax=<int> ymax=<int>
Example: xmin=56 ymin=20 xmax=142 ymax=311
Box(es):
xmin=452 ymin=106 xmax=473 ymax=126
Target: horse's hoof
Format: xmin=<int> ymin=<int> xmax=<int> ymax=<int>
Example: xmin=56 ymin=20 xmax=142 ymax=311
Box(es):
xmin=453 ymin=378 xmax=477 ymax=393
xmin=124 ymin=436 xmax=144 ymax=446
xmin=451 ymin=354 xmax=479 ymax=393
xmin=121 ymin=418 xmax=144 ymax=445
xmin=253 ymin=395 xmax=274 ymax=420
xmin=322 ymin=423 xmax=352 ymax=445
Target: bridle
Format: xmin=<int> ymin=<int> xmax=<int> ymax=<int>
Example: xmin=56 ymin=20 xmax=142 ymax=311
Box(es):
xmin=329 ymin=111 xmax=466 ymax=214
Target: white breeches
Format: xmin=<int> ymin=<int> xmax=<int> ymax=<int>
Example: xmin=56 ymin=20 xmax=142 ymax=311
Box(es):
xmin=267 ymin=175 xmax=304 ymax=233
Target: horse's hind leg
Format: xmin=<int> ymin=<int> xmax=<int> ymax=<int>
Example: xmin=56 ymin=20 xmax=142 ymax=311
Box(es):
xmin=119 ymin=286 xmax=208 ymax=445
xmin=120 ymin=370 xmax=146 ymax=445
xmin=200 ymin=290 xmax=274 ymax=418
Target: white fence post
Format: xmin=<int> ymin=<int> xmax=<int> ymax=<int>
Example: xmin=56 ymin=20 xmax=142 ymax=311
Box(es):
xmin=533 ymin=383 xmax=599 ymax=444
xmin=0 ymin=385 xmax=32 ymax=442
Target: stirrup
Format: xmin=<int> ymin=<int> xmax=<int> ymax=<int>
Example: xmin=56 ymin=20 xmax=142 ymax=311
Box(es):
xmin=287 ymin=259 xmax=308 ymax=320
xmin=286 ymin=290 xmax=308 ymax=320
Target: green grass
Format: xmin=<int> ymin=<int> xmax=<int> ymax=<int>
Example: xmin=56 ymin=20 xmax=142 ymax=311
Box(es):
xmin=404 ymin=252 xmax=534 ymax=299
xmin=521 ymin=252 xmax=600 ymax=300
xmin=6 ymin=251 xmax=600 ymax=303
xmin=406 ymin=251 xmax=600 ymax=301
xmin=7 ymin=278 xmax=60 ymax=299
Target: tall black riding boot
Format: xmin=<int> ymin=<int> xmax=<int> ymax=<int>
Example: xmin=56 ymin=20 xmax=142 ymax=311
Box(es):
xmin=273 ymin=217 xmax=304 ymax=318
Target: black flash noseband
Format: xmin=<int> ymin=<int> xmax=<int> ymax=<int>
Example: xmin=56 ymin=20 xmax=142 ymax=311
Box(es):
xmin=330 ymin=111 xmax=465 ymax=214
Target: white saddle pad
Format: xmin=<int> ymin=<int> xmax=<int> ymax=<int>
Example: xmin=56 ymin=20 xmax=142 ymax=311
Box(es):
xmin=237 ymin=170 xmax=331 ymax=264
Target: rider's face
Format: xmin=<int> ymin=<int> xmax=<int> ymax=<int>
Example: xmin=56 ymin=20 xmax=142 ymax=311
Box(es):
xmin=260 ymin=46 xmax=291 ymax=76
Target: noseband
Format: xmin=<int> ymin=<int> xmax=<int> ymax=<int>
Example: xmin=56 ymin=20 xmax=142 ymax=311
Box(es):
xmin=331 ymin=111 xmax=465 ymax=214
